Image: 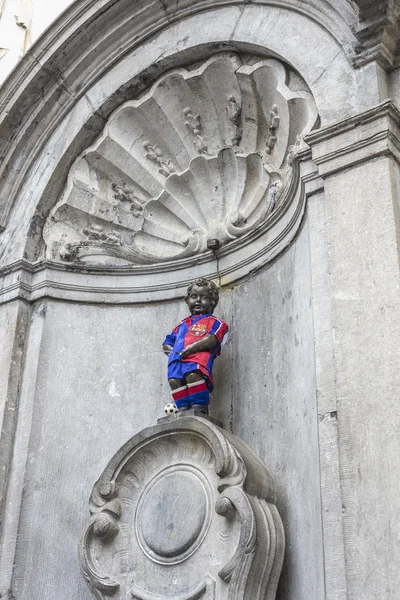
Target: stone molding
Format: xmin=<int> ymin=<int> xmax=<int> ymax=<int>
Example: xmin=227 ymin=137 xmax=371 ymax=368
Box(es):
xmin=305 ymin=100 xmax=400 ymax=176
xmin=354 ymin=0 xmax=400 ymax=70
xmin=79 ymin=413 xmax=285 ymax=600
xmin=5 ymin=99 xmax=400 ymax=306
xmin=0 ymin=150 xmax=318 ymax=305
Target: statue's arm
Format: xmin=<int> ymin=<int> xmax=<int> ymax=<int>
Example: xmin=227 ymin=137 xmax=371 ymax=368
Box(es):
xmin=180 ymin=334 xmax=219 ymax=359
xmin=162 ymin=328 xmax=177 ymax=356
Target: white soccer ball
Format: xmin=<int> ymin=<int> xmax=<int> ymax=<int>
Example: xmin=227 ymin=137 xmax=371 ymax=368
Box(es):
xmin=164 ymin=402 xmax=178 ymax=415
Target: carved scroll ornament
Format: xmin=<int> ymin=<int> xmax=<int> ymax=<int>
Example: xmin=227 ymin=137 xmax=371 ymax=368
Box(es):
xmin=80 ymin=415 xmax=285 ymax=600
xmin=44 ymin=52 xmax=317 ymax=268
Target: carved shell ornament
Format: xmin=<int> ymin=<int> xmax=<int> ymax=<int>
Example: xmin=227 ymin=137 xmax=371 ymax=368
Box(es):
xmin=44 ymin=53 xmax=317 ymax=266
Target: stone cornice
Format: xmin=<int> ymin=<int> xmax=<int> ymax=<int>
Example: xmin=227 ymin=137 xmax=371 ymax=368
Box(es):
xmin=305 ymin=100 xmax=400 ymax=176
xmin=353 ymin=0 xmax=400 ymax=69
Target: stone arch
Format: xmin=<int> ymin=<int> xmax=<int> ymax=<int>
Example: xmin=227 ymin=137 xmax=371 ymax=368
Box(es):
xmin=0 ymin=0 xmax=367 ymax=273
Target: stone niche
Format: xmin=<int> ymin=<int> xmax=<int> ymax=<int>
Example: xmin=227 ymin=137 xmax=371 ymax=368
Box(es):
xmin=42 ymin=52 xmax=317 ymax=292
xmin=80 ymin=413 xmax=285 ymax=600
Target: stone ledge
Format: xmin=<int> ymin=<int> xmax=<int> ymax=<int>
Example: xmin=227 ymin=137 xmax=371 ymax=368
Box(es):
xmin=353 ymin=0 xmax=400 ymax=70
xmin=305 ymin=100 xmax=400 ymax=176
xmin=158 ymin=409 xmax=223 ymax=429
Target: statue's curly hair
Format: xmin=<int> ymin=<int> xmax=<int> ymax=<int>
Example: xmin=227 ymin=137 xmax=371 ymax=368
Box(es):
xmin=185 ymin=278 xmax=219 ymax=311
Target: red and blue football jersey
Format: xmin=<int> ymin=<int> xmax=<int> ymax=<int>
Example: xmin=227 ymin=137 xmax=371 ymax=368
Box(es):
xmin=163 ymin=313 xmax=229 ymax=382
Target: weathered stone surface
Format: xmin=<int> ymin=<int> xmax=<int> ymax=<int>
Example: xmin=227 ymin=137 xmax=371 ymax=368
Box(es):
xmin=0 ymin=301 xmax=47 ymax=597
xmin=230 ymin=215 xmax=325 ymax=600
xmin=0 ymin=302 xmax=23 ymax=434
xmin=307 ymin=190 xmax=347 ymax=600
xmin=0 ymin=2 xmax=400 ymax=600
xmin=354 ymin=0 xmax=400 ymax=70
xmin=80 ymin=414 xmax=285 ymax=600
xmin=306 ymin=100 xmax=400 ymax=176
xmin=0 ymin=300 xmax=30 ymax=549
xmin=318 ymin=155 xmax=400 ymax=600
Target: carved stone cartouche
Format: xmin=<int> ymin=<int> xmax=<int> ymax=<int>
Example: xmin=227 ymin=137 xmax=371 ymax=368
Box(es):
xmin=80 ymin=414 xmax=285 ymax=600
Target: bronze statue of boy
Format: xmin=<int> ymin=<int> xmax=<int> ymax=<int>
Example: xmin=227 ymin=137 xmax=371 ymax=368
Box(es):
xmin=162 ymin=278 xmax=228 ymax=414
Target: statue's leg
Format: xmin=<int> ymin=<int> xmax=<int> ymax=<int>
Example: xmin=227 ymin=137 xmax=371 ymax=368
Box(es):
xmin=184 ymin=371 xmax=204 ymax=384
xmin=184 ymin=370 xmax=210 ymax=414
xmin=168 ymin=377 xmax=190 ymax=411
xmin=168 ymin=377 xmax=185 ymax=390
xmin=167 ymin=360 xmax=190 ymax=410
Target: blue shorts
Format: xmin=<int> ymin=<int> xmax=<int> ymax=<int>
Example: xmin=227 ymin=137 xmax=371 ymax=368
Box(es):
xmin=168 ymin=360 xmax=213 ymax=391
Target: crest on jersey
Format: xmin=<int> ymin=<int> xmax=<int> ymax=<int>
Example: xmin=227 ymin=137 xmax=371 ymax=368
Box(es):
xmin=189 ymin=322 xmax=208 ymax=337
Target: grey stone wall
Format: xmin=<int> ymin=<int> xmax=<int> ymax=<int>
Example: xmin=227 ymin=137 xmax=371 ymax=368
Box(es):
xmin=229 ymin=216 xmax=324 ymax=600
xmin=4 ymin=221 xmax=322 ymax=600
xmin=1 ymin=2 xmax=400 ymax=599
xmin=0 ymin=302 xmax=21 ymax=426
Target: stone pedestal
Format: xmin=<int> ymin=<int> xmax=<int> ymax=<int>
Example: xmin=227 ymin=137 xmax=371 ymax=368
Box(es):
xmin=80 ymin=413 xmax=285 ymax=600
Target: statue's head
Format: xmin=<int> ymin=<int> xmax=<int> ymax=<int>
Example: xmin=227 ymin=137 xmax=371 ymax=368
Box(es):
xmin=185 ymin=278 xmax=219 ymax=315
